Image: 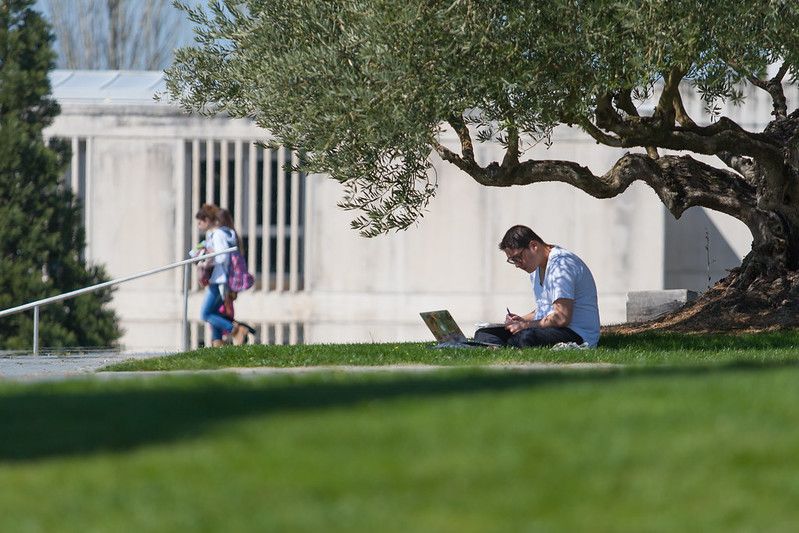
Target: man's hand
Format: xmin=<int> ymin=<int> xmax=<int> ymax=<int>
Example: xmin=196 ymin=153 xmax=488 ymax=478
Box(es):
xmin=505 ymin=318 xmax=532 ymax=334
xmin=505 ymin=310 xmax=538 ymax=333
xmin=504 ymin=300 xmax=574 ymax=334
xmin=504 ymin=311 xmax=522 ymax=326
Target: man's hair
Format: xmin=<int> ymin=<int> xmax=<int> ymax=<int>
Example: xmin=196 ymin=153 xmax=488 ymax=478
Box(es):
xmin=499 ymin=225 xmax=545 ymax=250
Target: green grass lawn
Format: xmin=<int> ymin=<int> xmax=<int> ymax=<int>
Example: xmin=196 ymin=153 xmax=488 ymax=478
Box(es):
xmin=2 ymin=361 xmax=799 ymax=531
xmin=5 ymin=332 xmax=799 ymax=531
xmin=104 ymin=330 xmax=799 ymax=371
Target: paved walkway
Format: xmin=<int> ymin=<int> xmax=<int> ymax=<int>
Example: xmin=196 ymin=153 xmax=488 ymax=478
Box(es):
xmin=0 ymin=352 xmax=619 ymax=383
xmin=0 ymin=351 xmax=173 ymax=382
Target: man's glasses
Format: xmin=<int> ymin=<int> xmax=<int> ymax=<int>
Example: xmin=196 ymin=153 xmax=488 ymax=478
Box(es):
xmin=506 ymin=249 xmax=526 ymax=265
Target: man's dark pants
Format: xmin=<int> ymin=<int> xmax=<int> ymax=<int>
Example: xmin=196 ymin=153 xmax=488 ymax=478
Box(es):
xmin=474 ymin=325 xmax=583 ymax=347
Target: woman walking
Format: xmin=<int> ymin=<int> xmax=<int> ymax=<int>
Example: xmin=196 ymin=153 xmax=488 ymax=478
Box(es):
xmin=195 ymin=204 xmax=247 ymax=346
xmin=215 ymin=208 xmax=255 ymax=339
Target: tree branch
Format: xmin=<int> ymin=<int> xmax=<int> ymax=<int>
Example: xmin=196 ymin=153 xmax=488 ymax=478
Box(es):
xmin=591 ymin=77 xmax=780 ymax=163
xmin=654 ymin=66 xmax=686 ymax=126
xmin=716 ymin=151 xmax=760 ymax=185
xmin=671 ymin=85 xmax=696 ymax=128
xmin=578 ymin=118 xmax=622 ymax=147
xmin=595 ymin=108 xmax=781 ymax=163
xmin=450 ymin=152 xmax=756 ymax=224
xmin=595 ymin=91 xmax=660 ymax=159
xmin=613 ymin=89 xmax=659 ymax=158
xmin=594 ymin=92 xmax=630 ymax=134
xmin=668 ymin=118 xmax=781 ymax=161
xmin=614 ymin=88 xmax=638 ymax=117
xmin=447 ymin=114 xmax=475 ymax=163
xmin=747 ymin=62 xmax=789 ymax=118
xmin=432 ymin=140 xmax=483 ymax=177
xmin=501 ymin=126 xmax=520 ymax=170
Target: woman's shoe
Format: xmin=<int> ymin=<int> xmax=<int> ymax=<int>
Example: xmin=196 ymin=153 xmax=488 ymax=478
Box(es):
xmin=231 ymin=324 xmax=248 ymax=345
xmin=211 ymin=339 xmax=225 ymax=348
xmin=233 ymin=320 xmax=256 ymax=335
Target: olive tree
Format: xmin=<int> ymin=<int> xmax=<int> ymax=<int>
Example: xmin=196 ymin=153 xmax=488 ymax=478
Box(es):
xmin=166 ymin=0 xmax=799 ymax=329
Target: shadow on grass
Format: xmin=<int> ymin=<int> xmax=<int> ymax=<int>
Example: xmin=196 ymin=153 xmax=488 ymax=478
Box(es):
xmin=599 ymin=330 xmax=799 ymax=351
xmin=1 ymin=360 xmax=797 ymax=463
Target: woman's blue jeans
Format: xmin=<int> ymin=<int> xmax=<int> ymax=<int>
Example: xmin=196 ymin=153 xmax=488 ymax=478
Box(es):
xmin=200 ymin=284 xmax=234 ymax=341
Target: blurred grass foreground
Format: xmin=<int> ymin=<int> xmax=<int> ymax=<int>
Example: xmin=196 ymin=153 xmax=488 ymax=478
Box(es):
xmin=2 ymin=331 xmax=799 ymax=531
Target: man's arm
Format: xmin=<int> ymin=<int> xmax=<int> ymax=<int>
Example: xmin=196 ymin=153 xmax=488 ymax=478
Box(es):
xmin=506 ymin=299 xmax=574 ymax=334
xmin=540 ymin=298 xmax=574 ymax=328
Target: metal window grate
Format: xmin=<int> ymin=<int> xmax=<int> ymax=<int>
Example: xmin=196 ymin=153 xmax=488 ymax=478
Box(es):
xmin=54 ymin=136 xmax=90 ymax=260
xmin=183 ymin=140 xmax=308 ymax=293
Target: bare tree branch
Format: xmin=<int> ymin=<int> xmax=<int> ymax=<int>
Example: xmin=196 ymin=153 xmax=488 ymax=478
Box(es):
xmin=671 ymin=85 xmax=697 ymax=128
xmin=594 ymin=92 xmax=629 ymax=135
xmin=578 ymin=117 xmax=622 ymax=147
xmin=669 ymin=118 xmax=785 ymax=174
xmin=107 ymin=0 xmax=120 ymax=69
xmin=654 ymin=66 xmax=686 ymax=126
xmin=644 ymin=146 xmax=660 ymax=159
xmin=613 ymin=88 xmax=638 ymax=117
xmin=594 ymin=92 xmax=662 ymax=158
xmin=587 ymin=68 xmax=785 ymax=167
xmin=433 ymin=140 xmax=482 ymax=177
xmin=612 ymin=88 xmax=659 ymax=158
xmin=501 ymin=126 xmax=520 ymax=170
xmin=646 ymin=67 xmax=687 ymax=159
xmin=594 ymin=86 xmax=781 ymax=162
xmin=447 ymin=114 xmax=476 ymax=163
xmin=42 ymin=0 xmax=184 ymax=70
xmin=716 ymin=151 xmax=760 ymax=185
xmin=747 ymin=62 xmax=789 ymax=118
xmin=47 ymin=0 xmax=76 ymax=67
xmin=79 ymin=0 xmax=101 ymax=68
xmin=456 ymin=152 xmax=757 ymax=225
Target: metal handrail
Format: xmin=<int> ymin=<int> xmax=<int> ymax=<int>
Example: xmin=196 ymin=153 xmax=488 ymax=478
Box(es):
xmin=0 ymin=246 xmax=237 ymax=355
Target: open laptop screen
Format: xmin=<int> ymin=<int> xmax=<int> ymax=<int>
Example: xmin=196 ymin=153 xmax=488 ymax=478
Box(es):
xmin=419 ymin=310 xmax=468 ymax=343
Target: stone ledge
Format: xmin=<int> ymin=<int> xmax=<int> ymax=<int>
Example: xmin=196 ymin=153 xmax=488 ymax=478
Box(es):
xmin=626 ymin=289 xmax=698 ymax=323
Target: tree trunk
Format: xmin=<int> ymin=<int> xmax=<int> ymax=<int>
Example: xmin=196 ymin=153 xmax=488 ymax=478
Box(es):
xmin=107 ymin=0 xmax=121 ymax=70
xmin=615 ymin=206 xmax=799 ymax=333
xmin=442 ymin=144 xmax=799 ymax=333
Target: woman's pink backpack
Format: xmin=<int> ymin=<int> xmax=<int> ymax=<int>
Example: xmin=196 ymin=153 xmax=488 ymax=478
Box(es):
xmin=227 ymin=251 xmax=255 ymax=292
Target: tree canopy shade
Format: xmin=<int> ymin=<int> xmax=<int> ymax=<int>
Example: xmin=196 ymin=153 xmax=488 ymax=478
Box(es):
xmin=0 ymin=0 xmax=121 ymax=348
xmin=168 ymin=1 xmax=799 ymax=328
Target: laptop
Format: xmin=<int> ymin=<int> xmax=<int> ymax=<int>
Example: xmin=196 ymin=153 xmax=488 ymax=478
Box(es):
xmin=419 ymin=310 xmax=502 ymax=347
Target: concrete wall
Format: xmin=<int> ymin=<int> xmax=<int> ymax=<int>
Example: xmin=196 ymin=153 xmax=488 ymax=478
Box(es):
xmin=88 ymin=137 xmax=179 ymax=348
xmin=663 ymin=208 xmax=751 ymax=293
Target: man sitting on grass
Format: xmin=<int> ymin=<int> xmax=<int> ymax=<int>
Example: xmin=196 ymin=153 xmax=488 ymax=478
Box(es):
xmin=475 ymin=225 xmax=600 ymax=348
